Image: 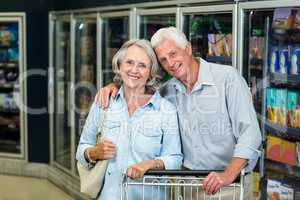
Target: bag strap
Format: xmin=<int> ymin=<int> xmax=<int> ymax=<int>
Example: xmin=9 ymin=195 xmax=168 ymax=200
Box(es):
xmin=96 ymin=108 xmax=107 ymax=144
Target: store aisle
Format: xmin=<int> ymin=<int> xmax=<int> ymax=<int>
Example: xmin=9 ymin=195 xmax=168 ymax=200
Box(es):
xmin=0 ymin=175 xmax=74 ymax=200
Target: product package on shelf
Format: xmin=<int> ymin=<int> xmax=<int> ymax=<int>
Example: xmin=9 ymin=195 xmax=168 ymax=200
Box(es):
xmin=291 ymin=46 xmax=300 ymax=75
xmin=276 ymin=89 xmax=287 ymax=125
xmin=287 ymin=90 xmax=300 ymax=128
xmin=267 ymin=135 xmax=282 ymax=163
xmin=79 ymin=64 xmax=93 ymax=83
xmin=267 ymin=179 xmax=294 ymax=200
xmin=252 ymin=172 xmax=260 ymax=200
xmin=297 ymin=142 xmax=300 ymax=167
xmin=269 ymin=46 xmax=280 ymax=73
xmin=207 ymin=33 xmax=232 ymax=58
xmin=273 ymin=8 xmax=299 ymax=29
xmin=267 ymin=87 xmax=276 ymax=123
xmin=279 ymin=46 xmax=290 ymax=74
xmin=267 ymin=135 xmax=297 ymax=166
xmin=250 ymin=36 xmax=265 ymax=60
xmin=295 ymin=10 xmax=300 ymax=29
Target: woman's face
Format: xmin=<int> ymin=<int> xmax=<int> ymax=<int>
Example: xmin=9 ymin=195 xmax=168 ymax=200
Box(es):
xmin=119 ymin=45 xmax=151 ymax=90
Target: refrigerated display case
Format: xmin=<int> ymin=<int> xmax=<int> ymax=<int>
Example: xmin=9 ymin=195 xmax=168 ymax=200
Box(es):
xmin=0 ymin=13 xmax=26 ymax=158
xmin=74 ymin=14 xmax=97 ymax=165
xmin=100 ymin=12 xmax=130 ymax=86
xmin=51 ymin=15 xmax=72 ymax=170
xmin=181 ymin=5 xmax=237 ymax=67
xmin=239 ymin=1 xmax=300 ymax=199
xmin=50 ymin=11 xmax=130 ymax=175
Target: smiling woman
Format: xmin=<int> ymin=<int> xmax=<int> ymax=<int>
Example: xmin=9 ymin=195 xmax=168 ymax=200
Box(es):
xmin=76 ymin=39 xmax=183 ymax=200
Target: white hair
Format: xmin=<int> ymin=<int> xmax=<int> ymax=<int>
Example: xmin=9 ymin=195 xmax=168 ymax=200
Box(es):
xmin=150 ymin=26 xmax=188 ymax=49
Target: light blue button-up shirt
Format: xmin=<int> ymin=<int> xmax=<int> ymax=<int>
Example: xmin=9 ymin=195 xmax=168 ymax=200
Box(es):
xmin=160 ymin=58 xmax=262 ymax=172
xmin=76 ymin=86 xmax=183 ymax=200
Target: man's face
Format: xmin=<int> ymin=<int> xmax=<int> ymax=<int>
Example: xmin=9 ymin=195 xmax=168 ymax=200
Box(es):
xmin=154 ymin=39 xmax=192 ymax=81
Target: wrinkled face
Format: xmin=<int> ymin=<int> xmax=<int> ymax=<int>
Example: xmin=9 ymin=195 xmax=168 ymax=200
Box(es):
xmin=119 ymin=45 xmax=151 ymax=90
xmin=154 ymin=39 xmax=192 ymax=81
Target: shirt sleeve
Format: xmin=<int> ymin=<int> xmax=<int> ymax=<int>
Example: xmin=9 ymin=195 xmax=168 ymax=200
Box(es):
xmin=76 ymin=102 xmax=103 ymax=168
xmin=225 ymin=69 xmax=262 ymax=172
xmin=155 ymin=100 xmax=183 ymax=170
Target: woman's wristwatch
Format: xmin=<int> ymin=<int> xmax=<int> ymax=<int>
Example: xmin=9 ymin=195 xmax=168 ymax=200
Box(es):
xmin=85 ymin=148 xmax=97 ymax=165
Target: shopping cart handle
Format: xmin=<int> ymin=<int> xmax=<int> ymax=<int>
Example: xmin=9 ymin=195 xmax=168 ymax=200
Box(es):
xmin=144 ymin=170 xmax=241 ymax=183
xmin=145 ymin=169 xmax=223 ymax=176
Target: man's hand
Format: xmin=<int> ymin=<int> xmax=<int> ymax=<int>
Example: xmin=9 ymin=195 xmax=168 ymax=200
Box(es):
xmin=95 ymin=83 xmax=119 ymax=108
xmin=127 ymin=160 xmax=155 ymax=180
xmin=202 ymin=158 xmax=247 ymax=195
xmin=202 ymin=171 xmax=235 ymax=195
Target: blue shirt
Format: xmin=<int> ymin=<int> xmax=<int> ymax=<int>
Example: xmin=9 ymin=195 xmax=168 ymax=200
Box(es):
xmin=160 ymin=58 xmax=262 ymax=172
xmin=76 ymin=86 xmax=183 ymax=200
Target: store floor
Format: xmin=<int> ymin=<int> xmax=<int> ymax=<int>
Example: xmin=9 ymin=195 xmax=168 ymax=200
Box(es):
xmin=0 ymin=174 xmax=74 ymax=200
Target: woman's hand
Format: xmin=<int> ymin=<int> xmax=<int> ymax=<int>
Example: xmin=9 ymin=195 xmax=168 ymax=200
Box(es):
xmin=127 ymin=160 xmax=154 ymax=180
xmin=127 ymin=160 xmax=164 ymax=180
xmin=88 ymin=139 xmax=116 ymax=161
xmin=95 ymin=83 xmax=119 ymax=108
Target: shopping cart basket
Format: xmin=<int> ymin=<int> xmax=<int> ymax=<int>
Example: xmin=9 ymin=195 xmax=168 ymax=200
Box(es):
xmin=121 ymin=169 xmax=245 ymax=200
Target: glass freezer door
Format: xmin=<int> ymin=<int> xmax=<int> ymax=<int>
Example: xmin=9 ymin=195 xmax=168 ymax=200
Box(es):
xmin=241 ymin=6 xmax=300 ymax=200
xmin=74 ymin=18 xmax=97 ymax=153
xmin=139 ymin=14 xmax=176 ymax=40
xmin=101 ymin=16 xmax=129 ymax=86
xmin=53 ymin=19 xmax=71 ymax=169
xmin=0 ymin=20 xmax=21 ymax=154
xmin=183 ymin=13 xmax=233 ymax=66
xmin=138 ymin=13 xmax=176 ymax=81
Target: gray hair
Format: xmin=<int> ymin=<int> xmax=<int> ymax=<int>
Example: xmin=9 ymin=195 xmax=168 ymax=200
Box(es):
xmin=151 ymin=26 xmax=188 ymax=49
xmin=112 ymin=39 xmax=162 ymax=90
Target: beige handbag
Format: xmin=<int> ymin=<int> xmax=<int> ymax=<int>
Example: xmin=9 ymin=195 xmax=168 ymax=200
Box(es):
xmin=77 ymin=110 xmax=108 ymax=199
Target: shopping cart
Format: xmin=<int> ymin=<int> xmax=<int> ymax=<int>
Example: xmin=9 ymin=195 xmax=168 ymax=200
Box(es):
xmin=121 ymin=169 xmax=245 ymax=200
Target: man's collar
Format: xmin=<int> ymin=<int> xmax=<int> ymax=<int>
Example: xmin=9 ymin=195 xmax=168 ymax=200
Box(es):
xmin=170 ymin=58 xmax=215 ymax=92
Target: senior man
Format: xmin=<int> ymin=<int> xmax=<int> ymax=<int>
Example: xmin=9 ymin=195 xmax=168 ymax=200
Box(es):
xmin=96 ymin=27 xmax=262 ymax=199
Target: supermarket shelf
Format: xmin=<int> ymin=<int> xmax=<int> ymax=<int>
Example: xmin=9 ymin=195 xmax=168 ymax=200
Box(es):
xmin=265 ymin=121 xmax=300 ymax=141
xmin=0 ymin=83 xmax=17 ymax=90
xmin=272 ymin=28 xmax=300 ymax=36
xmin=0 ymin=108 xmax=19 ymax=115
xmin=206 ymin=56 xmax=232 ymax=64
xmin=0 ymin=63 xmax=19 ymax=69
xmin=269 ymin=73 xmax=300 ymax=86
xmin=265 ymin=159 xmax=300 ymax=180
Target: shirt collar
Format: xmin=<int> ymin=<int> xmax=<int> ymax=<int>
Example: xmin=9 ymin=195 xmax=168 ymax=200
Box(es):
xmin=169 ymin=58 xmax=215 ymax=92
xmin=195 ymin=58 xmax=215 ymax=87
xmin=115 ymin=85 xmax=161 ymax=110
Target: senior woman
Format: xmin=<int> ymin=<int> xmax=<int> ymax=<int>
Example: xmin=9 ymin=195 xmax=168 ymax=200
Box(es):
xmin=76 ymin=39 xmax=182 ymax=200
